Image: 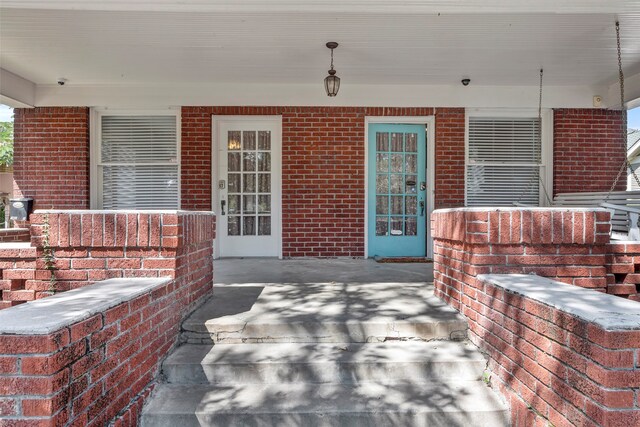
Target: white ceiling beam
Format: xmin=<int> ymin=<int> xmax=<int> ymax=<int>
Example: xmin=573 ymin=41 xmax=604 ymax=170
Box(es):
xmin=3 ymin=0 xmax=640 ymax=14
xmin=34 ymin=82 xmax=607 ymax=109
xmin=0 ymin=68 xmax=35 ymax=108
xmin=615 ymin=72 xmax=640 ymax=109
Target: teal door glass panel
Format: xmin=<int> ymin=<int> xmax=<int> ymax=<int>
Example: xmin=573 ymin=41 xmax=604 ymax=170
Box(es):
xmin=368 ymin=124 xmax=426 ymax=257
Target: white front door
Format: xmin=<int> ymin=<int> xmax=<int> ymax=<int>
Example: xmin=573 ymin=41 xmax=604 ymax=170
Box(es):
xmin=215 ymin=117 xmax=282 ymax=257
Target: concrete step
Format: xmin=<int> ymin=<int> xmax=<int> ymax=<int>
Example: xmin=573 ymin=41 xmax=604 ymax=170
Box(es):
xmin=181 ymin=284 xmax=468 ymax=343
xmin=140 ymin=381 xmax=509 ymax=427
xmin=163 ymin=341 xmax=486 ymax=385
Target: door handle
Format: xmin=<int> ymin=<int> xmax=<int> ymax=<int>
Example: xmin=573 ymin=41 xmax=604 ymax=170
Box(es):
xmin=221 ymin=200 xmax=226 ymax=216
xmin=420 ymin=200 xmax=425 ymax=216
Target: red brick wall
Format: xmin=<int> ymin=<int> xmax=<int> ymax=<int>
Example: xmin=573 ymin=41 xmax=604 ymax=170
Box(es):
xmin=553 ymin=109 xmax=627 ymax=195
xmin=182 ymin=106 xmax=465 ymax=256
xmin=433 ymin=108 xmax=465 ymax=208
xmin=0 ymin=228 xmax=30 ymax=243
xmin=0 ymin=246 xmax=37 ymax=310
xmin=13 ymin=107 xmax=90 ymax=210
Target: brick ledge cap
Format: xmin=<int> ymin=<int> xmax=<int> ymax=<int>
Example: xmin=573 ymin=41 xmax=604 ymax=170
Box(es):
xmin=478 ymin=273 xmax=640 ymax=331
xmin=0 ymin=277 xmax=172 ymax=335
xmin=433 ymin=207 xmax=608 ymax=214
xmin=33 ymin=209 xmax=215 ymax=215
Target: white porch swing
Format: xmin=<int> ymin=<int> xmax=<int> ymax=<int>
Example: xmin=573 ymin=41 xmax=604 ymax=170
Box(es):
xmin=517 ymin=21 xmax=640 ymax=241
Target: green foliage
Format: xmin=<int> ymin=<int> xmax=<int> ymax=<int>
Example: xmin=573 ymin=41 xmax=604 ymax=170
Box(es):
xmin=42 ymin=214 xmax=58 ymax=293
xmin=0 ymin=121 xmax=13 ymax=167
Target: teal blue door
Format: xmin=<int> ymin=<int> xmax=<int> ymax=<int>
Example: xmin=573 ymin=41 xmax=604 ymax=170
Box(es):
xmin=368 ymin=124 xmax=426 ymax=257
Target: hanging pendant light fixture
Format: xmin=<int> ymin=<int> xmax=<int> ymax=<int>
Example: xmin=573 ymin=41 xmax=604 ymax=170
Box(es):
xmin=324 ymin=42 xmax=340 ymax=97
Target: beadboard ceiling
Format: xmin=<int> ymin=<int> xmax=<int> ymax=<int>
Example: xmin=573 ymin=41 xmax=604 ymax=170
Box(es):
xmin=1 ymin=1 xmax=640 ymax=88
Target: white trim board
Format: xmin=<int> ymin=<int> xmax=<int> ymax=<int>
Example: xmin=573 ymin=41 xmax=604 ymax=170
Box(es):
xmin=364 ymin=116 xmax=436 ymax=259
xmin=34 ymin=83 xmax=609 ymax=109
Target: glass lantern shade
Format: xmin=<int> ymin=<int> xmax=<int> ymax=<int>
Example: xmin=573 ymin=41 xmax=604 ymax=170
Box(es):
xmin=324 ymin=73 xmax=340 ymax=97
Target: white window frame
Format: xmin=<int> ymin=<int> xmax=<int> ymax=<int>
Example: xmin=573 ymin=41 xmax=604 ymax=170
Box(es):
xmin=90 ymin=108 xmax=181 ymax=209
xmin=465 ymin=108 xmax=553 ymax=207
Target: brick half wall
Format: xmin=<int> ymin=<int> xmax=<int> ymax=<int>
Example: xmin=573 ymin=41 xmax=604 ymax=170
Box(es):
xmin=470 ymin=274 xmax=640 ymax=426
xmin=432 ymin=207 xmax=612 ymax=304
xmin=0 ymin=278 xmax=185 ymax=425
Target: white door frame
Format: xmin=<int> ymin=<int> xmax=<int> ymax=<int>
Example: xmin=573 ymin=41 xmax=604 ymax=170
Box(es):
xmin=212 ymin=115 xmax=283 ymax=259
xmin=364 ymin=116 xmax=436 ymax=258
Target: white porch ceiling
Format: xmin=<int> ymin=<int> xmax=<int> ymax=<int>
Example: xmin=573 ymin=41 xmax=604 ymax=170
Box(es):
xmin=1 ymin=1 xmax=640 ymax=107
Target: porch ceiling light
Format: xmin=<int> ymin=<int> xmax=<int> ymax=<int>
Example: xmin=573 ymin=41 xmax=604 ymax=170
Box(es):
xmin=324 ymin=42 xmax=340 ymax=97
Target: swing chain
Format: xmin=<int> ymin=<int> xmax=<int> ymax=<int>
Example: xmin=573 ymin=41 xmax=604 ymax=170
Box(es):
xmin=515 ymin=68 xmax=552 ymax=205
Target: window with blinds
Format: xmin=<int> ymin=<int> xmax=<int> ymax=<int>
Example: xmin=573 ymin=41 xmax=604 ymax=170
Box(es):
xmin=98 ymin=115 xmax=179 ymax=209
xmin=466 ymin=117 xmax=542 ymax=207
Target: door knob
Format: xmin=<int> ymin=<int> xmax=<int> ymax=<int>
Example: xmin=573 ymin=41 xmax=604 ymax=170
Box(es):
xmin=419 ymin=200 xmax=425 ymax=216
xmin=221 ymin=200 xmax=226 ymax=216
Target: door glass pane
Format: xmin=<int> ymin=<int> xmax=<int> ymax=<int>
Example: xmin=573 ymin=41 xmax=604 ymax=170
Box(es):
xmin=376 ymin=196 xmax=389 ymax=215
xmin=405 ymin=154 xmax=417 ymax=174
xmin=405 ymin=133 xmax=418 ymax=153
xmin=390 ymin=217 xmax=404 ymax=235
xmin=243 ymin=174 xmax=256 ymax=192
xmin=228 ymin=153 xmax=241 ymax=172
xmin=258 ymin=174 xmax=271 ymax=192
xmin=406 ymin=175 xmax=417 ymax=194
xmin=376 ymin=154 xmax=389 ymax=172
xmin=258 ymin=195 xmax=271 ymax=213
xmin=376 ymin=132 xmax=389 ymax=152
xmin=258 ymin=131 xmax=271 ymax=150
xmin=228 ymin=216 xmax=240 ymax=236
xmin=391 ymin=154 xmax=403 ymax=173
xmin=391 ymin=133 xmax=403 ymax=152
xmin=243 ymin=216 xmax=256 ymax=235
xmin=243 ymin=195 xmax=256 ymax=214
xmin=258 ymin=153 xmax=271 ymax=171
xmin=376 ymin=217 xmax=389 ymax=236
xmin=405 ymin=217 xmax=417 ymax=236
xmin=390 ymin=175 xmax=403 ymax=194
xmin=405 ymin=196 xmax=417 ymax=215
xmin=258 ymin=217 xmax=271 ymax=236
xmin=243 ymin=153 xmax=256 ymax=171
xmin=376 ymin=175 xmax=389 ymax=194
xmin=391 ymin=196 xmax=403 ymax=215
xmin=228 ymin=195 xmax=240 ymax=215
xmin=228 ymin=174 xmax=240 ymax=193
xmin=228 ymin=131 xmax=241 ymax=150
xmin=243 ymin=131 xmax=256 ymax=150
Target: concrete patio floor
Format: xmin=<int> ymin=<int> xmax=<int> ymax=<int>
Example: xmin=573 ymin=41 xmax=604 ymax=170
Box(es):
xmin=213 ymin=258 xmax=434 ymax=285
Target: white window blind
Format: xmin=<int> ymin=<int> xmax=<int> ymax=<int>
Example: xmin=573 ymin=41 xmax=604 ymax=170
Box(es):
xmin=466 ymin=117 xmax=542 ymax=207
xmin=98 ymin=115 xmax=179 ymax=209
